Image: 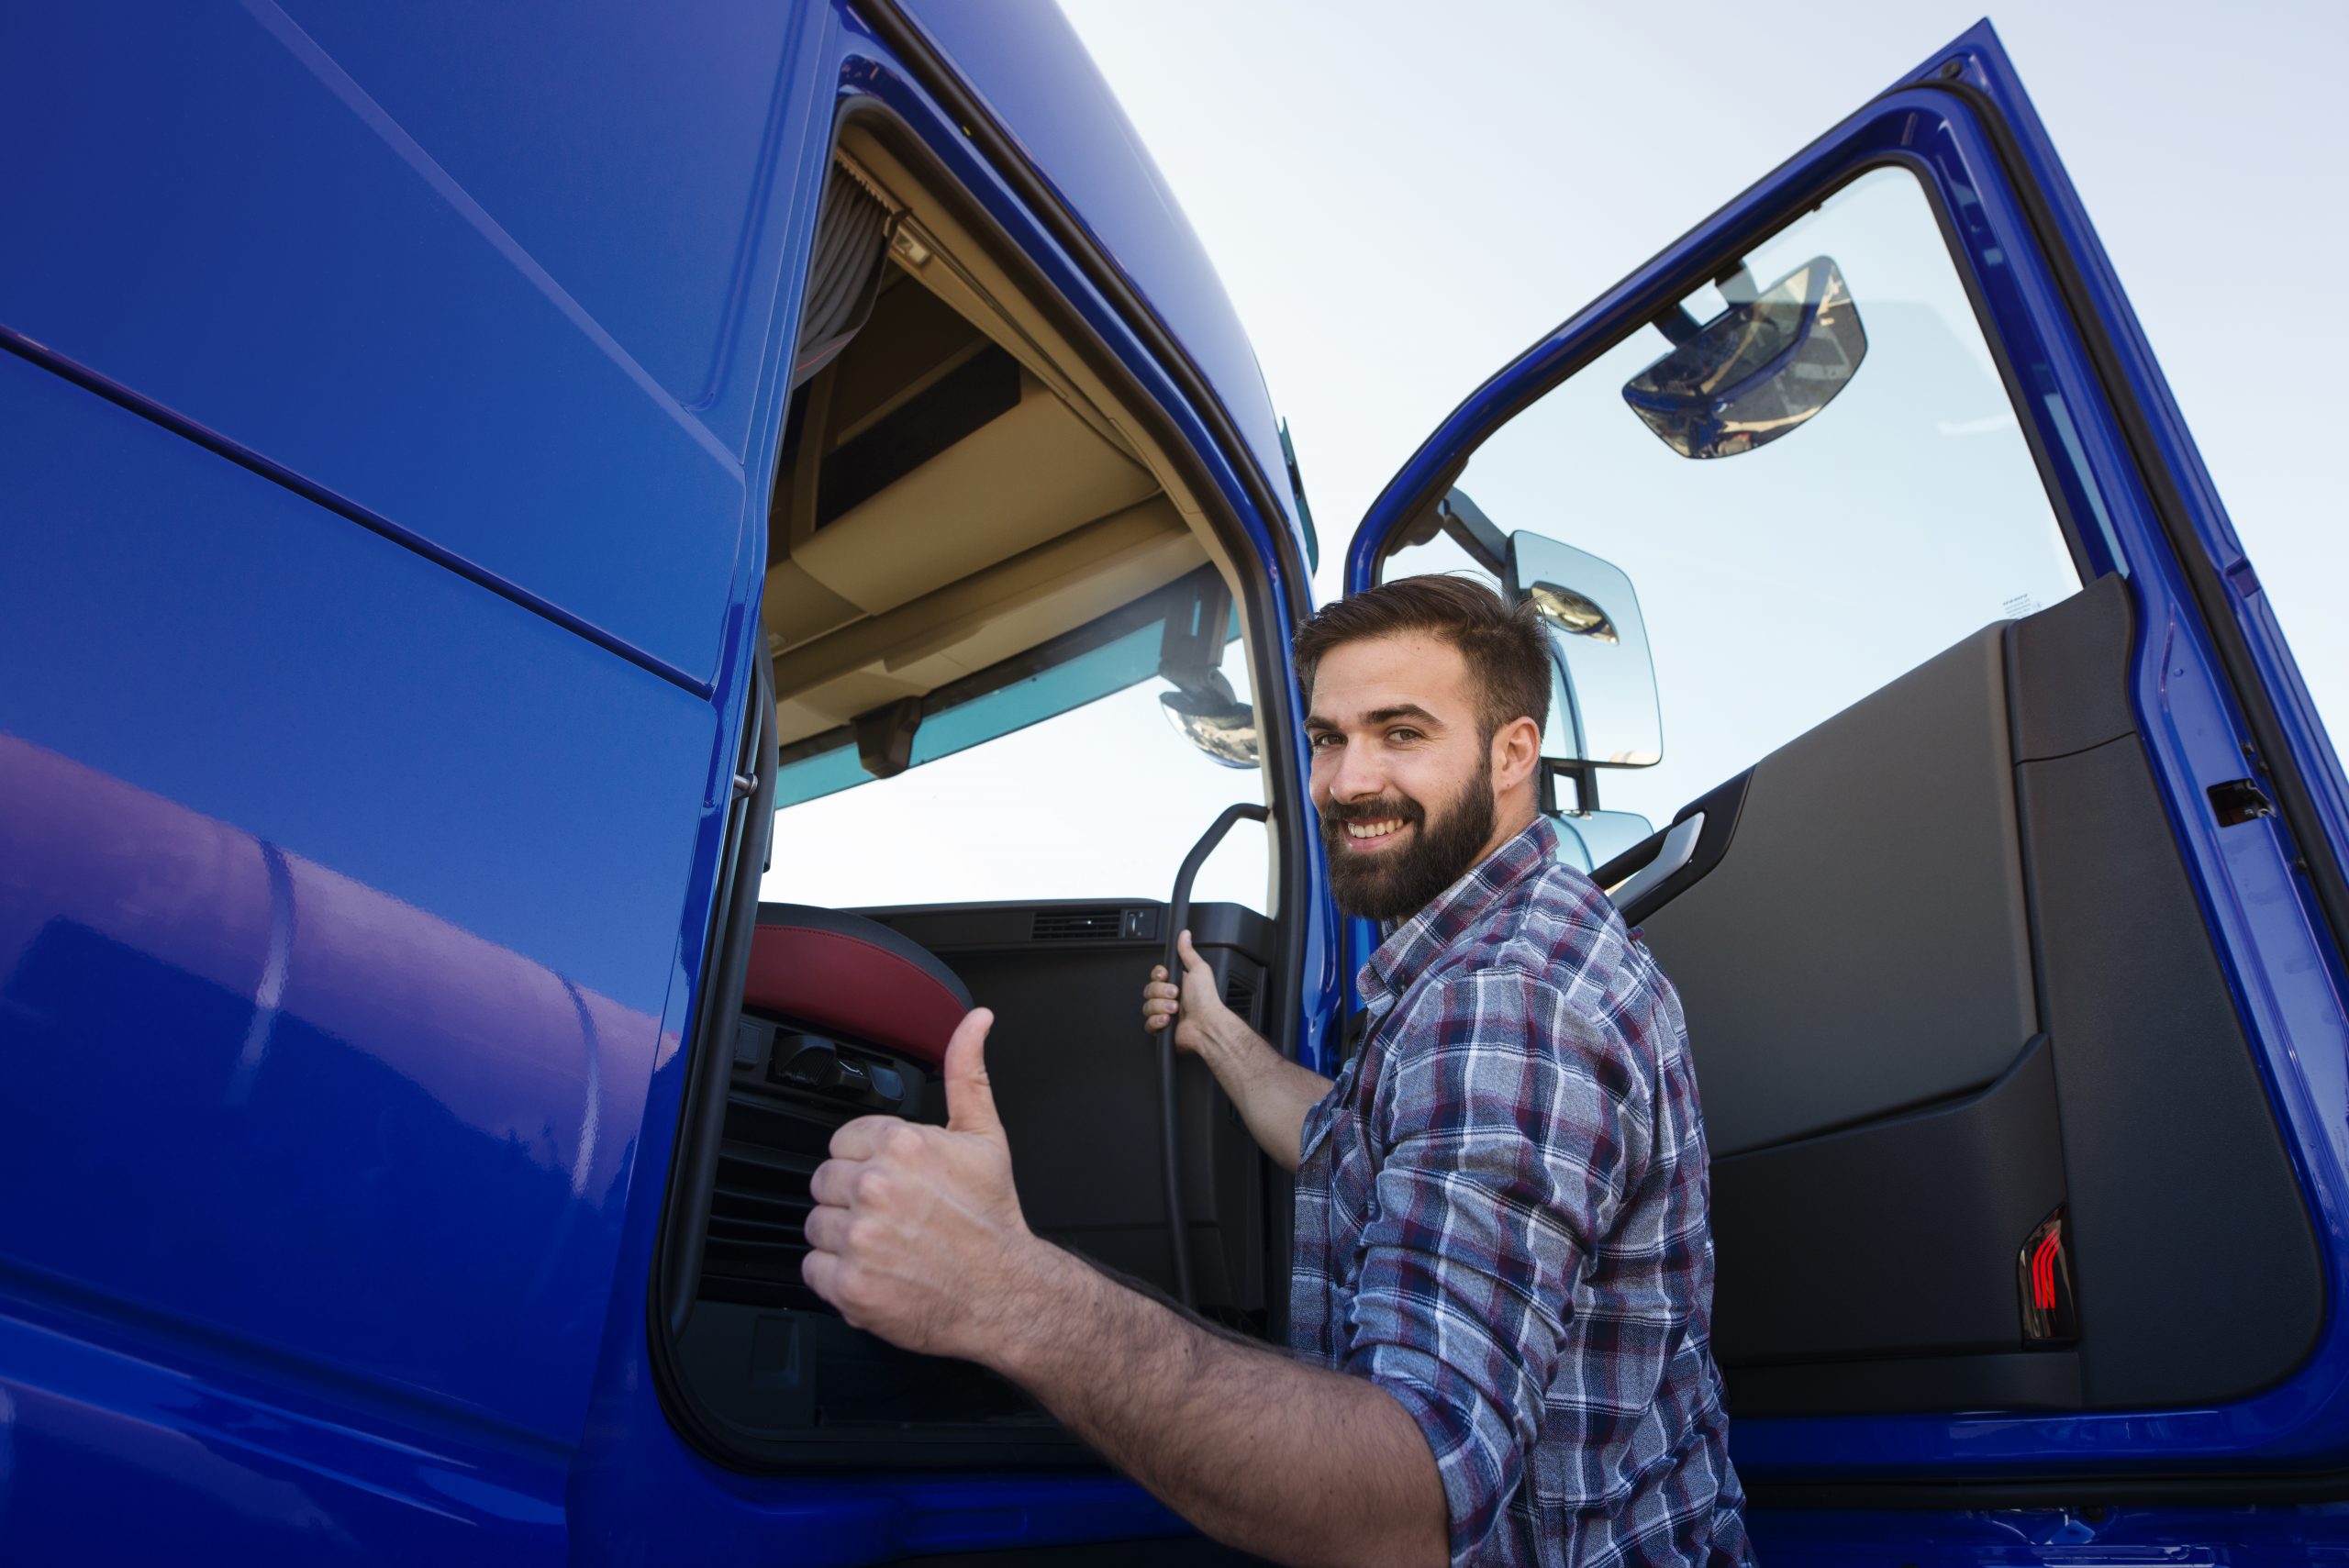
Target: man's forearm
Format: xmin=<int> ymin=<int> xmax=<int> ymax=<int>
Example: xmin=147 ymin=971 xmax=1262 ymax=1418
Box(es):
xmin=1196 ymin=1019 xmax=1330 ymax=1173
xmin=994 ymin=1243 xmax=1447 ymax=1568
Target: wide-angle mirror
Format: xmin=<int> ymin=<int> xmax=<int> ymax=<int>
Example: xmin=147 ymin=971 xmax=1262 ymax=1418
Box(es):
xmin=1621 ymin=255 xmax=1866 ymax=460
xmin=1157 ymin=570 xmax=1260 ymax=768
xmin=1503 ymin=531 xmax=1663 ymax=769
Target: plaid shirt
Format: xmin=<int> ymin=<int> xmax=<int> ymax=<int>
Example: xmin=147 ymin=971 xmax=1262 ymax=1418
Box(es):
xmin=1292 ymin=816 xmax=1752 ymax=1566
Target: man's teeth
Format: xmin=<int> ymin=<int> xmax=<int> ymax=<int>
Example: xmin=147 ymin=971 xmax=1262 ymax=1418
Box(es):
xmin=1345 ymin=819 xmax=1404 ymax=840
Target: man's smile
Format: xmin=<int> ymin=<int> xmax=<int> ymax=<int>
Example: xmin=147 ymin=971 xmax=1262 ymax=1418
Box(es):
xmin=1341 ymin=817 xmax=1409 ymax=850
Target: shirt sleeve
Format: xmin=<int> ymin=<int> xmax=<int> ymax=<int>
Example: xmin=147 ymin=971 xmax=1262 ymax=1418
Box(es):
xmin=1339 ymin=967 xmax=1653 ymax=1565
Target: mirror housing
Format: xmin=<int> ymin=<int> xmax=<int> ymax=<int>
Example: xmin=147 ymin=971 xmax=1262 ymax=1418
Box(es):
xmin=1159 ymin=568 xmax=1259 ymax=769
xmin=1504 ymin=532 xmax=1662 ymax=769
xmin=1621 ymin=255 xmax=1867 ymax=460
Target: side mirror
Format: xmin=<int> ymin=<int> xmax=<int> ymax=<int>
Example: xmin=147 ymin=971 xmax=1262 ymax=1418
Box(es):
xmin=1621 ymin=255 xmax=1867 ymax=460
xmin=1158 ymin=568 xmax=1259 ymax=769
xmin=1160 ymin=676 xmax=1259 ymax=769
xmin=1504 ymin=532 xmax=1662 ymax=769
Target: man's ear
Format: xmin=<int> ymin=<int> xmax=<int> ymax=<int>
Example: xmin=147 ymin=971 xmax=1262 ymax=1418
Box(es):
xmin=1491 ymin=715 xmax=1542 ymax=795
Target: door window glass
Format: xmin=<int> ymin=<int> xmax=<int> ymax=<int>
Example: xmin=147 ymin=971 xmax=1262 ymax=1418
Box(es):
xmin=1379 ymin=165 xmax=2078 ymax=828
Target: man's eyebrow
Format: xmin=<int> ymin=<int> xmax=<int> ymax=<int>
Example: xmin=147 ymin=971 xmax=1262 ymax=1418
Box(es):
xmin=1306 ymin=704 xmax=1446 ymax=733
xmin=1364 ymin=704 xmax=1443 ymax=728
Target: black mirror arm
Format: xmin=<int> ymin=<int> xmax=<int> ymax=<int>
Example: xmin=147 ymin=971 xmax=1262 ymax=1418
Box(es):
xmin=1540 ymin=758 xmax=1600 ymax=816
xmin=1435 ymin=489 xmax=1508 ymax=577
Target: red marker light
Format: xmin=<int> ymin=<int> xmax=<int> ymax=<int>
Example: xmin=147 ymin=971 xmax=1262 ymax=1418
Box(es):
xmin=2018 ymin=1209 xmax=2076 ymax=1344
xmin=2032 ymin=1229 xmax=2061 ymax=1311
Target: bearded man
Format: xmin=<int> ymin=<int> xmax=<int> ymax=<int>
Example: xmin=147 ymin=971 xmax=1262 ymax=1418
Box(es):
xmin=799 ymin=576 xmax=1752 ymax=1567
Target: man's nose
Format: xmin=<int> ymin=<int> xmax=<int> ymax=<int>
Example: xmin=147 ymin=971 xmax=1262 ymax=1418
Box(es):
xmin=1325 ymin=740 xmax=1386 ymax=804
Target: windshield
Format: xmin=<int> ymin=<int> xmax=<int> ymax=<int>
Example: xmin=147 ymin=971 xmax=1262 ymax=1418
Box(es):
xmin=763 ymin=580 xmax=1269 ymax=910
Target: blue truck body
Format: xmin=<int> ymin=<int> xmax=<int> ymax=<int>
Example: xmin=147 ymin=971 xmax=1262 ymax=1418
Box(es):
xmin=3 ymin=3 xmax=2345 ymax=1561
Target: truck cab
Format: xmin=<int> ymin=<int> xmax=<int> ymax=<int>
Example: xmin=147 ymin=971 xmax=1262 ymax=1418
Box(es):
xmin=3 ymin=3 xmax=2346 ymax=1562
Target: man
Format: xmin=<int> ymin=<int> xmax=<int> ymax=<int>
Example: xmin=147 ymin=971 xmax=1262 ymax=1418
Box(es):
xmin=801 ymin=576 xmax=1751 ymax=1566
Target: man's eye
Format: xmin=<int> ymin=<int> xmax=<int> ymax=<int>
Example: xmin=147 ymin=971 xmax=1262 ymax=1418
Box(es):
xmin=1387 ymin=728 xmax=1420 ymax=743
xmin=1309 ymin=733 xmax=1341 ymax=749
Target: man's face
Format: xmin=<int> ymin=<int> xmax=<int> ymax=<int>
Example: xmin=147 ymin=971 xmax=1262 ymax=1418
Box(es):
xmin=1306 ymin=633 xmax=1499 ymax=922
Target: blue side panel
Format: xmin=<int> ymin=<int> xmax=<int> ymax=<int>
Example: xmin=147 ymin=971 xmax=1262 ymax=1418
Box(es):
xmin=0 ymin=0 xmax=826 ymax=688
xmin=273 ymin=0 xmax=807 ymax=450
xmin=0 ymin=347 xmax=718 ymax=1487
xmin=1753 ymin=1504 xmax=2349 ymax=1563
xmin=0 ymin=1305 xmax=569 ymax=1562
xmin=887 ymin=0 xmax=1307 ymax=565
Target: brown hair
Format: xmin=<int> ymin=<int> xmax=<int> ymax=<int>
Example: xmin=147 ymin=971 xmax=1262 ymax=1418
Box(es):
xmin=1292 ymin=574 xmax=1551 ymax=740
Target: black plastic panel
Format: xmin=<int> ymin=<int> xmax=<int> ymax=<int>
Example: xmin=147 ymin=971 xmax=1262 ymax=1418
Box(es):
xmin=2003 ymin=576 xmax=2325 ymax=1407
xmin=2015 ymin=734 xmax=2323 ymax=1405
xmin=872 ymin=899 xmax=1273 ymax=1312
xmin=1731 ymin=1349 xmax=2079 ymax=1417
xmin=2008 ymin=573 xmax=2136 ymax=761
xmin=1712 ymin=1035 xmax=2065 ymax=1384
xmin=1639 ymin=625 xmax=2040 ymax=1155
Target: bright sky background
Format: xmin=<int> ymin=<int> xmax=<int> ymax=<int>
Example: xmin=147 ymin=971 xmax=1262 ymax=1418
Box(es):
xmin=1056 ymin=0 xmax=2345 ymax=731
xmin=770 ymin=3 xmax=2345 ymax=917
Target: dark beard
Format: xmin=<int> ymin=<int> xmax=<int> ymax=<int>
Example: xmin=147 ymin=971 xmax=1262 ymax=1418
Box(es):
xmin=1319 ymin=752 xmax=1497 ymax=923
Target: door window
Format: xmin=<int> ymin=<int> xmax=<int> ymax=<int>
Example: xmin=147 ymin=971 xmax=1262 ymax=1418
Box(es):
xmin=1379 ymin=165 xmax=2079 ymax=827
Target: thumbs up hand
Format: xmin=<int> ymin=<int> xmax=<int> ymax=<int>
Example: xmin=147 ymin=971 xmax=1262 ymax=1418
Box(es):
xmin=802 ymin=1009 xmax=1041 ymax=1361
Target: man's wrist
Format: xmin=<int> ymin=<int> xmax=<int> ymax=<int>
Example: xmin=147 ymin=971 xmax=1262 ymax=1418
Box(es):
xmin=1197 ymin=1012 xmax=1264 ymax=1077
xmin=979 ymin=1237 xmax=1099 ymax=1384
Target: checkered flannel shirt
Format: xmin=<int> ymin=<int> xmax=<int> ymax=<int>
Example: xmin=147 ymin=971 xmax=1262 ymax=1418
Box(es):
xmin=1292 ymin=816 xmax=1753 ymax=1566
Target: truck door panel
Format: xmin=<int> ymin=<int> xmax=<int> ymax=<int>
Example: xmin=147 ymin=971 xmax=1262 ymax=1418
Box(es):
xmin=1620 ymin=577 xmax=2322 ymax=1413
xmin=1636 ymin=624 xmax=2038 ymax=1159
xmin=1343 ymin=20 xmax=2349 ymax=1494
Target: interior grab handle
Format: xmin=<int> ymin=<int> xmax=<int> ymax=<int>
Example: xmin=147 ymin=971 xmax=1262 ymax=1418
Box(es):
xmin=1156 ymin=801 xmax=1269 ymax=1309
xmin=1604 ymin=810 xmax=1705 ymax=912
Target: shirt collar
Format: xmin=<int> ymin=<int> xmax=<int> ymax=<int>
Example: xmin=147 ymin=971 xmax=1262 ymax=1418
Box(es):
xmin=1359 ymin=815 xmax=1560 ymax=1005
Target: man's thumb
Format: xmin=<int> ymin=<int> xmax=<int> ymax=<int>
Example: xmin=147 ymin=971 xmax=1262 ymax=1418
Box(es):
xmin=943 ymin=1007 xmax=1002 ymax=1137
xmin=1176 ymin=929 xmax=1209 ymax=976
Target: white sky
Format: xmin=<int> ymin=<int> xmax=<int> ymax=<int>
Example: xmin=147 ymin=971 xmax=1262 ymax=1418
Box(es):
xmin=1056 ymin=0 xmax=2347 ymax=736
xmin=768 ymin=4 xmax=2347 ymax=916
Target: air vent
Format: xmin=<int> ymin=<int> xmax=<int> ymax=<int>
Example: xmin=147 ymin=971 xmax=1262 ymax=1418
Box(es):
xmin=1223 ymin=972 xmax=1259 ymax=1028
xmin=1031 ymin=907 xmax=1123 ymax=941
xmin=700 ymin=1142 xmax=825 ymax=1311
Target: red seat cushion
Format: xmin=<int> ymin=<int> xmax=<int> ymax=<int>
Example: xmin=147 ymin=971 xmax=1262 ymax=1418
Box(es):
xmin=743 ymin=904 xmax=972 ymax=1068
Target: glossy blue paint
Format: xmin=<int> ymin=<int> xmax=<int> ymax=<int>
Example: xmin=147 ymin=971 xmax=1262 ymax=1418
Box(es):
xmin=1348 ymin=17 xmax=2349 ymax=1496
xmin=0 ymin=345 xmax=715 ymax=1555
xmin=6 ymin=0 xmax=2343 ymax=1558
xmin=0 ymin=0 xmax=829 ymax=690
xmin=1753 ymin=1502 xmax=2349 ymax=1564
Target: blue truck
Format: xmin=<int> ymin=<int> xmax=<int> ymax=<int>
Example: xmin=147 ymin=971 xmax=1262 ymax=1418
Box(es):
xmin=4 ymin=3 xmax=2346 ymax=1561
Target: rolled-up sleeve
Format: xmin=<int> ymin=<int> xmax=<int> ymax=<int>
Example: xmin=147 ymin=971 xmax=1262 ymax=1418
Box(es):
xmin=1339 ymin=968 xmax=1650 ymax=1564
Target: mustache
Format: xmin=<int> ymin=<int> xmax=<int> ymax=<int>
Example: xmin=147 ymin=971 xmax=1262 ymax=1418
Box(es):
xmin=1321 ymin=795 xmax=1425 ymax=826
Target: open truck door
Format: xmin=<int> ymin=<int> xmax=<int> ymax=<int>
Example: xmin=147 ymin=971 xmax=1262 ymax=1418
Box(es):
xmin=1345 ymin=18 xmax=2349 ymax=1541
